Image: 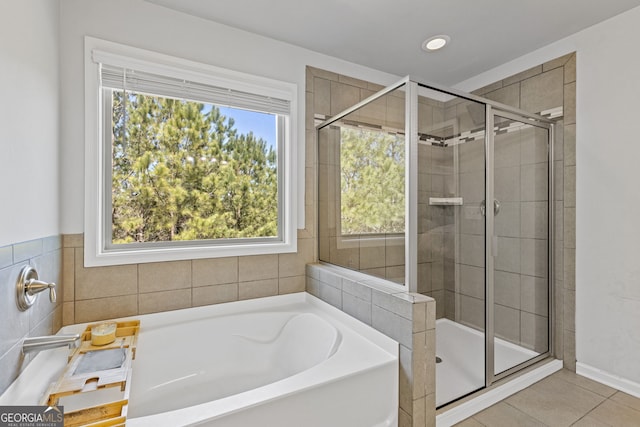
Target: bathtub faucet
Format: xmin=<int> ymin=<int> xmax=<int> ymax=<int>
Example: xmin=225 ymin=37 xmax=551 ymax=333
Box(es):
xmin=22 ymin=334 xmax=81 ymax=355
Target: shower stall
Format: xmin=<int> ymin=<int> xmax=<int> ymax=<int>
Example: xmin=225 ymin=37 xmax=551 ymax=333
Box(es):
xmin=317 ymin=76 xmax=554 ymax=407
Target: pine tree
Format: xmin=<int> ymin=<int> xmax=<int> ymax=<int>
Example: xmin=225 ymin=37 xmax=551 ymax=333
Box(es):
xmin=340 ymin=127 xmax=405 ymax=234
xmin=110 ymin=92 xmax=278 ymax=243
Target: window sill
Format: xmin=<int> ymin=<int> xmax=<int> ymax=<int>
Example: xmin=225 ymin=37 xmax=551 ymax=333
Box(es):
xmin=84 ymin=239 xmax=297 ymax=267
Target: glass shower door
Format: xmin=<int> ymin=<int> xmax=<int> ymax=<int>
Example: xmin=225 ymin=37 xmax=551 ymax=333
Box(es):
xmin=489 ymin=111 xmax=552 ymax=380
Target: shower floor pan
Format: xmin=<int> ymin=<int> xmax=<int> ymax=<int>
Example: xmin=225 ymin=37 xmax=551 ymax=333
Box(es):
xmin=436 ymin=318 xmax=538 ymax=407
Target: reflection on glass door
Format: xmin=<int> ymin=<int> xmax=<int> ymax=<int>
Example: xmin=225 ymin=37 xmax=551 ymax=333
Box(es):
xmin=490 ymin=112 xmax=551 ymax=377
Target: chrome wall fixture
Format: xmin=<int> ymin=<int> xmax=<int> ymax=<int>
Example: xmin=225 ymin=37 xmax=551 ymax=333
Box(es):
xmin=16 ymin=265 xmax=57 ymax=311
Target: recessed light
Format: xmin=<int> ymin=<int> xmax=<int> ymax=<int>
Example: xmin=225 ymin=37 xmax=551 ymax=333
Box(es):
xmin=422 ymin=35 xmax=450 ymax=52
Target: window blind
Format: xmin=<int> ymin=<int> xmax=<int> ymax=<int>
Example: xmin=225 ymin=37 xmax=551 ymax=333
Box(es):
xmin=97 ymin=61 xmax=290 ymax=116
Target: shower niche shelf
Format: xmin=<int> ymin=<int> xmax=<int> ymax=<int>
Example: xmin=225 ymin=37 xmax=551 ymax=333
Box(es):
xmin=429 ymin=197 xmax=463 ymax=206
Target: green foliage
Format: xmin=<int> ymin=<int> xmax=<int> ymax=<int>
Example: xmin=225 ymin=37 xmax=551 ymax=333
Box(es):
xmin=340 ymin=127 xmax=405 ymax=234
xmin=111 ymin=91 xmax=277 ymax=244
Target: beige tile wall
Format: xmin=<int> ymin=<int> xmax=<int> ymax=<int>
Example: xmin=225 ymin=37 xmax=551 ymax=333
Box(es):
xmin=0 ymin=235 xmax=63 ymax=394
xmin=61 ymin=234 xmax=314 ymax=325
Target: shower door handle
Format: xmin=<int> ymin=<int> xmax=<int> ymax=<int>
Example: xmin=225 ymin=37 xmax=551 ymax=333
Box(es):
xmin=480 ymin=199 xmax=501 ymax=216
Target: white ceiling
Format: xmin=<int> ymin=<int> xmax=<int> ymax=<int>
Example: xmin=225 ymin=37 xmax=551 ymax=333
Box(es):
xmin=146 ymin=0 xmax=640 ymax=86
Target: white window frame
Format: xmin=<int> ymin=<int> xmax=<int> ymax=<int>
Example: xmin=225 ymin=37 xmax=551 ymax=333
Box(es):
xmin=84 ymin=37 xmax=297 ymax=267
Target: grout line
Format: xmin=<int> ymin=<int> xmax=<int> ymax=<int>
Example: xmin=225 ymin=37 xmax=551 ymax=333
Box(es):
xmin=470 ymin=416 xmax=488 ymax=426
xmin=607 ymin=391 xmax=640 ymax=413
xmin=553 ymin=371 xmax=612 ymax=399
xmin=190 ymin=259 xmax=194 ymax=307
xmin=72 ymin=247 xmax=77 ymax=325
xmin=570 ymin=398 xmax=608 ymax=426
xmin=503 ymin=400 xmax=551 ymax=427
xmin=136 ymin=264 xmax=140 ymax=315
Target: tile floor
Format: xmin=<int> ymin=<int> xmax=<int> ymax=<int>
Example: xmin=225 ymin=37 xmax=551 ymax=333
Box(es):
xmin=455 ymin=369 xmax=640 ymax=426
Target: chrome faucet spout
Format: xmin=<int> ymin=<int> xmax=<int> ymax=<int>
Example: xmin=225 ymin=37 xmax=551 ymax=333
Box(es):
xmin=22 ymin=334 xmax=81 ymax=354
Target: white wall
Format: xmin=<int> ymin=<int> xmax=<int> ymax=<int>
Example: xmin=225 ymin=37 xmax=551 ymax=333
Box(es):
xmin=456 ymin=6 xmax=640 ymax=387
xmin=58 ymin=0 xmax=399 ymax=234
xmin=0 ymin=0 xmax=60 ymax=247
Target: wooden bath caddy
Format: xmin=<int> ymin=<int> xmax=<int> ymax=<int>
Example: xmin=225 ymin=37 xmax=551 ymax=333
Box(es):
xmin=42 ymin=320 xmax=140 ymax=427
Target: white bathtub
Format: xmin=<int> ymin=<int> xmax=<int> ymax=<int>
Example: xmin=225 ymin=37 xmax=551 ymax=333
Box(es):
xmin=0 ymin=292 xmax=398 ymax=427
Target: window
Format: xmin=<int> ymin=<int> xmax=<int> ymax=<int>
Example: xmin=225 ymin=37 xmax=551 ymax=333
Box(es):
xmin=84 ymin=37 xmax=297 ymax=266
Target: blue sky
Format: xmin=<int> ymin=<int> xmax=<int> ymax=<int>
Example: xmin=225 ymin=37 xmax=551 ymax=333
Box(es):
xmin=204 ymin=104 xmax=276 ymax=149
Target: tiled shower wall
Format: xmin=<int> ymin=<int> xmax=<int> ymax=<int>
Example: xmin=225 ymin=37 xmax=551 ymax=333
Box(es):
xmin=415 ymin=53 xmax=576 ymax=361
xmin=0 ymin=236 xmax=63 ymax=393
xmin=416 ymin=97 xmax=479 ymax=320
xmin=471 ymin=53 xmax=576 ymax=368
xmin=445 ymin=98 xmax=553 ymax=353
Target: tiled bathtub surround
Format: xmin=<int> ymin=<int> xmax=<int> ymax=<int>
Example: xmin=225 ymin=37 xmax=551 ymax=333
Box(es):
xmin=0 ymin=235 xmax=62 ymax=394
xmin=306 ymin=263 xmax=436 ymax=427
xmin=61 ymin=234 xmax=314 ymax=325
